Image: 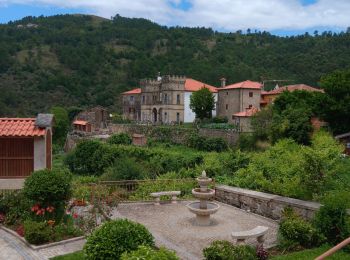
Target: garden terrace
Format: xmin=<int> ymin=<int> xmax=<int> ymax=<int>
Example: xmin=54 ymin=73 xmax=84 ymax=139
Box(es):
xmin=112 ymin=201 xmax=278 ymax=260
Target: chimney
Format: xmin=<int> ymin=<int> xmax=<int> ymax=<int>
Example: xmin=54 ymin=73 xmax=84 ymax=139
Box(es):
xmin=220 ymin=77 xmax=226 ymax=88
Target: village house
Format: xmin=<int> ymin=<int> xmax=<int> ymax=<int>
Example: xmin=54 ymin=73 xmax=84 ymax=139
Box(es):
xmin=232 ymin=107 xmax=259 ymax=132
xmin=0 ymin=114 xmax=53 ymax=179
xmin=73 ymin=106 xmax=108 ymax=133
xmin=216 ymin=80 xmax=262 ymax=123
xmin=260 ymin=84 xmax=324 ymax=107
xmin=122 ymin=88 xmax=141 ymax=121
xmin=122 ymin=75 xmax=218 ymax=123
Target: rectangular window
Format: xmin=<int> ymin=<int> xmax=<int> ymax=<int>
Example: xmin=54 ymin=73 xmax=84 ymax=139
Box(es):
xmin=225 ymin=104 xmax=228 ymax=110
xmin=164 ymin=94 xmax=168 ymax=104
xmin=130 ymin=96 xmax=134 ymax=101
xmin=164 ymin=112 xmax=168 ymax=122
xmin=176 ymin=112 xmax=180 ymax=123
xmin=177 ymin=94 xmax=180 ymax=105
xmin=226 ymin=92 xmax=228 ymax=95
xmin=142 ymin=96 xmax=145 ymax=104
xmin=249 ymin=92 xmax=253 ymax=97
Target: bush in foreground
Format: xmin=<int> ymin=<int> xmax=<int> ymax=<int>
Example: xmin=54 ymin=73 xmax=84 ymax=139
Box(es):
xmin=84 ymin=219 xmax=154 ymax=259
xmin=121 ymin=245 xmax=179 ymax=260
xmin=203 ymin=240 xmax=256 ymax=260
xmin=23 ymin=169 xmax=72 ymax=222
xmin=314 ymin=191 xmax=350 ymax=245
xmin=24 ymin=220 xmax=51 ymax=245
xmin=278 ymin=211 xmax=323 ymax=250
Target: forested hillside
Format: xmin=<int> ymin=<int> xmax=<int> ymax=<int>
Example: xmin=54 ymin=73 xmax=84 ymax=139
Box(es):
xmin=1 ymin=14 xmax=350 ymax=116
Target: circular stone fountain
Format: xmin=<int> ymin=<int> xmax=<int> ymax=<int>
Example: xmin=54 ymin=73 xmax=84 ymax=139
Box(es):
xmin=187 ymin=171 xmax=220 ymax=226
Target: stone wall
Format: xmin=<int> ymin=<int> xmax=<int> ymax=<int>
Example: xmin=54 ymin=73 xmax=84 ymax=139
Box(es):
xmin=199 ymin=129 xmax=240 ymax=146
xmin=215 ymin=185 xmax=320 ymax=220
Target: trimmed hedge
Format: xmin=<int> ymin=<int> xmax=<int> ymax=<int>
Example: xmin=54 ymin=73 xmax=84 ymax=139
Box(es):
xmin=84 ymin=219 xmax=154 ymax=259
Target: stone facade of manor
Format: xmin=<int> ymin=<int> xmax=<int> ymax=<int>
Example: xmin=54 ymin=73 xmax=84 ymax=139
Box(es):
xmin=122 ymin=75 xmax=218 ymax=124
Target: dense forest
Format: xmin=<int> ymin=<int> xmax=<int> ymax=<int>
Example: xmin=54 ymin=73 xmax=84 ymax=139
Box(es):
xmin=1 ymin=14 xmax=350 ymax=116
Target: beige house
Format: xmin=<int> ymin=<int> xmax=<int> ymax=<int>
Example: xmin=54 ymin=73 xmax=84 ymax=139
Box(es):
xmin=122 ymin=75 xmax=218 ymax=123
xmin=232 ymin=107 xmax=259 ymax=132
xmin=217 ymin=80 xmax=262 ymax=123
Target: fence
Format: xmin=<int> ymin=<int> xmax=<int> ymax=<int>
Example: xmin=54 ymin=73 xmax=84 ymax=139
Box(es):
xmin=88 ymin=178 xmax=214 ymax=206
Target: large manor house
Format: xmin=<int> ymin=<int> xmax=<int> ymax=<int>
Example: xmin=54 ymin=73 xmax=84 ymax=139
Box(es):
xmin=122 ymin=75 xmax=323 ymax=131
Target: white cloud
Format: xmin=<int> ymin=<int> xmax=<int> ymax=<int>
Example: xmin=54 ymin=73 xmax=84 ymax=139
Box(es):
xmin=1 ymin=0 xmax=350 ymax=31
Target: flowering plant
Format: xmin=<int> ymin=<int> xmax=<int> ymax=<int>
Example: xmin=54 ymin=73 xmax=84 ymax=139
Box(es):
xmin=31 ymin=204 xmax=55 ymax=220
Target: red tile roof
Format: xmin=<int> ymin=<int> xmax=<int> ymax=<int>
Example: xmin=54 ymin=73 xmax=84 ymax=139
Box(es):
xmin=73 ymin=120 xmax=89 ymax=126
xmin=0 ymin=118 xmax=46 ymax=137
xmin=122 ymin=88 xmax=141 ymax=95
xmin=233 ymin=107 xmax=259 ymax=117
xmin=184 ymin=78 xmax=217 ymax=93
xmin=219 ymin=80 xmax=262 ymax=90
xmin=263 ymin=84 xmax=324 ymax=95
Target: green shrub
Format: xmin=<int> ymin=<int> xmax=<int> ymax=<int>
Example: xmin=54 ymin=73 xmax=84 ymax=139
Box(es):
xmin=278 ymin=212 xmax=323 ymax=250
xmin=84 ymin=219 xmax=154 ymax=259
xmin=203 ymin=240 xmax=256 ymax=260
xmin=108 ymin=133 xmax=132 ymax=145
xmin=52 ymin=221 xmax=83 ymax=242
xmin=65 ymin=140 xmax=117 ymax=176
xmin=205 ymin=137 xmax=228 ymax=152
xmin=24 ymin=220 xmax=51 ymax=245
xmin=225 ymin=150 xmax=250 ymax=173
xmin=0 ymin=191 xmax=31 ymax=225
xmin=237 ymin=133 xmax=256 ymax=151
xmin=314 ymin=191 xmax=350 ymax=245
xmin=23 ymin=169 xmax=72 ymax=222
xmin=120 ymin=246 xmax=179 ymax=260
xmin=100 ymin=157 xmax=146 ymax=181
xmin=187 ymin=133 xmax=228 ymax=152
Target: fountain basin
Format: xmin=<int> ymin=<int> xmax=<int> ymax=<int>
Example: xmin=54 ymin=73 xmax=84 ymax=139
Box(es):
xmin=196 ymin=177 xmax=212 ymax=187
xmin=192 ymin=188 xmax=215 ymax=200
xmin=186 ymin=201 xmax=220 ymax=226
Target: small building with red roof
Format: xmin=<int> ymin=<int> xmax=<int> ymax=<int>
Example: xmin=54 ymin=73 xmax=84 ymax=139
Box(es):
xmin=72 ymin=106 xmax=109 ymax=133
xmin=217 ymin=80 xmax=263 ymax=123
xmin=232 ymin=107 xmax=259 ymax=132
xmin=261 ymin=84 xmax=324 ymax=107
xmin=122 ymin=75 xmax=218 ymax=123
xmin=0 ymin=114 xmax=53 ymax=179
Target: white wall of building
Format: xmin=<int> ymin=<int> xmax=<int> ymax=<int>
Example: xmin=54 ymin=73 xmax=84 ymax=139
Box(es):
xmin=184 ymin=92 xmax=218 ymax=123
xmin=34 ymin=136 xmax=46 ymax=171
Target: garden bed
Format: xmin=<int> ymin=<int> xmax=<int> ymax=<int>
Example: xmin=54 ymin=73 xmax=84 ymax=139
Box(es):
xmin=0 ymin=224 xmax=85 ymax=251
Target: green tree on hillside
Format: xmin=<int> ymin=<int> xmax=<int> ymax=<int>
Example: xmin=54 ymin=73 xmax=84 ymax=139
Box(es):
xmin=50 ymin=106 xmax=69 ymax=146
xmin=190 ymin=88 xmax=215 ymax=119
xmin=320 ymin=69 xmax=350 ymax=134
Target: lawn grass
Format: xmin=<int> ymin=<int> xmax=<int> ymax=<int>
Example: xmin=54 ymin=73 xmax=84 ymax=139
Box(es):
xmin=271 ymin=246 xmax=350 ymax=260
xmin=51 ymin=251 xmax=84 ymax=260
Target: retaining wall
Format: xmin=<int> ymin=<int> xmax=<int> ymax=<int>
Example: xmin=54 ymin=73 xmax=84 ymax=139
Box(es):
xmin=215 ymin=185 xmax=320 ymax=220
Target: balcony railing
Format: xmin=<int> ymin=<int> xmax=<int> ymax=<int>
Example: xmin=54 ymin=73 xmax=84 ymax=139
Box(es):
xmin=315 ymin=237 xmax=350 ymax=260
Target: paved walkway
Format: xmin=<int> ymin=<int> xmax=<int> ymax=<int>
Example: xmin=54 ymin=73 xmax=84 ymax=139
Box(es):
xmin=0 ymin=229 xmax=44 ymax=260
xmin=112 ymin=201 xmax=279 ymax=260
xmin=0 ymin=229 xmax=85 ymax=260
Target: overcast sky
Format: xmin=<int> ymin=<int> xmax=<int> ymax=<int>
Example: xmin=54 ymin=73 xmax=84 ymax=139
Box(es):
xmin=1 ymin=0 xmax=350 ymax=35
